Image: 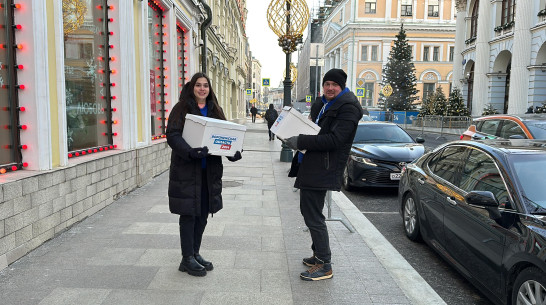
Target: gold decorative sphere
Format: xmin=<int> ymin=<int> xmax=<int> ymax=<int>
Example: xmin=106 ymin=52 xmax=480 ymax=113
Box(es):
xmin=267 ymin=0 xmax=309 ymax=54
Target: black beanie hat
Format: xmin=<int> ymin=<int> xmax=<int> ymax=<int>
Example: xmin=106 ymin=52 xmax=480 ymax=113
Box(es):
xmin=322 ymin=68 xmax=347 ymax=89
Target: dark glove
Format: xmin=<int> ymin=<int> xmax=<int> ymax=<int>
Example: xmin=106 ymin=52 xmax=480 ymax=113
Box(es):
xmin=227 ymin=151 xmax=242 ymax=162
xmin=188 ymin=146 xmax=209 ymax=159
xmin=285 ymin=136 xmax=299 ymax=150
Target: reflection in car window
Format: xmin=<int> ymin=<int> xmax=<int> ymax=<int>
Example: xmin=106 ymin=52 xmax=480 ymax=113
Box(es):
xmin=510 ymin=154 xmax=546 ymax=209
xmin=431 ymin=146 xmax=466 ymax=186
xmin=353 ymin=124 xmax=414 ymax=143
xmin=460 ymin=149 xmax=510 ymax=207
xmin=479 ymin=120 xmax=501 ymax=136
xmin=499 ymin=120 xmax=526 ymax=139
xmin=525 ymin=121 xmax=546 ymax=140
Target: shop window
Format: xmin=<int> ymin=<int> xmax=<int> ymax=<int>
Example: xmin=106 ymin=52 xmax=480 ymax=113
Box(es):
xmin=176 ymin=24 xmax=189 ymax=88
xmin=0 ymin=0 xmax=24 ymax=173
xmin=148 ymin=1 xmax=167 ymax=140
xmin=64 ymin=0 xmax=114 ymax=157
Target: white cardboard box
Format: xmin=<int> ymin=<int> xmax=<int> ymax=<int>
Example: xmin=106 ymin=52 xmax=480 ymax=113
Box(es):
xmin=270 ymin=106 xmax=320 ymax=140
xmin=182 ymin=114 xmax=246 ymax=157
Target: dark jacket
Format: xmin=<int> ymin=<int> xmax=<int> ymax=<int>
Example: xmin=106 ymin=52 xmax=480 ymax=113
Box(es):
xmin=250 ymin=107 xmax=258 ymax=115
xmin=166 ymin=99 xmax=224 ymax=216
xmin=265 ymin=108 xmax=278 ymax=124
xmin=288 ymin=90 xmax=362 ymax=190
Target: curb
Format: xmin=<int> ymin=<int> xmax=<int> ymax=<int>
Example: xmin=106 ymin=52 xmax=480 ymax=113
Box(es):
xmin=331 ymin=191 xmax=447 ymax=305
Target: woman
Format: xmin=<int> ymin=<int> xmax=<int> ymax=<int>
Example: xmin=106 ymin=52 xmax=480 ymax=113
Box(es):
xmin=264 ymin=104 xmax=278 ymax=141
xmin=166 ymin=73 xmax=242 ymax=277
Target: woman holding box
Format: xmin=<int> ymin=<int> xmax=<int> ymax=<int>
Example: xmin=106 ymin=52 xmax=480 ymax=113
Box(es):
xmin=166 ymin=73 xmax=242 ymax=277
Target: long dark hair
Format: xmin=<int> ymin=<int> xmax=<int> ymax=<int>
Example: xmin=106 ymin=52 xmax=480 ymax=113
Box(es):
xmin=169 ymin=73 xmax=226 ymax=128
xmin=181 ymin=73 xmax=225 ymax=119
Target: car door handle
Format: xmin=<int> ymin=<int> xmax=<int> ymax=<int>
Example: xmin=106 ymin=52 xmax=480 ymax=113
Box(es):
xmin=471 ymin=135 xmax=482 ymax=140
xmin=446 ymin=197 xmax=457 ymax=206
xmin=418 ymin=178 xmax=425 ymax=185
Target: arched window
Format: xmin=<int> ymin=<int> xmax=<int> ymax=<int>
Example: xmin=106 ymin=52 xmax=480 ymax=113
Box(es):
xmin=470 ymin=1 xmax=479 ymax=39
xmin=501 ymin=0 xmax=516 ymax=25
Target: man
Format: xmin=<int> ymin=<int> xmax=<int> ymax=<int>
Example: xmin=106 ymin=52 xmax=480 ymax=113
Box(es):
xmin=285 ymin=68 xmax=363 ymax=281
xmin=250 ymin=104 xmax=258 ymax=123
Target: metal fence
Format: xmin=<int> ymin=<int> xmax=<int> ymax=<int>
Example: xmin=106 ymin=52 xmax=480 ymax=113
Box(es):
xmin=369 ymin=111 xmax=473 ymax=137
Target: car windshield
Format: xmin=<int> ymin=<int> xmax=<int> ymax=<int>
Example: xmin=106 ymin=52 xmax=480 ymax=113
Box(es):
xmin=353 ymin=124 xmax=414 ymax=143
xmin=510 ymin=153 xmax=546 ymax=210
xmin=525 ymin=121 xmax=546 ymax=139
xmin=360 ymin=115 xmax=373 ymax=121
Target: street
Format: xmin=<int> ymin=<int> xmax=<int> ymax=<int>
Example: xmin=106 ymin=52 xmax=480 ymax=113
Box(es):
xmin=342 ymin=129 xmax=494 ymax=305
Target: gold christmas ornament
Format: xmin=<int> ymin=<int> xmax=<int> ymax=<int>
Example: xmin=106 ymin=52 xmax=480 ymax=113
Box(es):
xmin=267 ymin=0 xmax=309 ymax=54
xmin=63 ymin=0 xmax=87 ymax=35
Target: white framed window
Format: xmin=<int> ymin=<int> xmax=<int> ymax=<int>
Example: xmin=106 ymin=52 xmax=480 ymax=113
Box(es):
xmin=449 ymin=46 xmax=455 ymax=62
xmin=423 ymin=46 xmax=430 ymax=61
xmin=361 ymin=45 xmax=368 ymax=61
xmin=371 ymin=46 xmax=378 ymax=61
xmin=365 ymin=0 xmax=376 ymax=14
xmin=428 ymin=0 xmax=439 ymax=17
xmin=401 ymin=0 xmax=413 ymax=16
xmin=433 ymin=47 xmax=440 ymax=61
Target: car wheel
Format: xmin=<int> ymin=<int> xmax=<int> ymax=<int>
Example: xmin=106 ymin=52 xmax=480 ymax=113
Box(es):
xmin=403 ymin=193 xmax=421 ymax=241
xmin=342 ymin=165 xmax=354 ymax=191
xmin=512 ymin=267 xmax=546 ymax=305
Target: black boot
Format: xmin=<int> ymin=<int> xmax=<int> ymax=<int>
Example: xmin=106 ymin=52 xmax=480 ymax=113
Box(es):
xmin=195 ymin=253 xmax=213 ymax=271
xmin=179 ymin=256 xmax=206 ymax=276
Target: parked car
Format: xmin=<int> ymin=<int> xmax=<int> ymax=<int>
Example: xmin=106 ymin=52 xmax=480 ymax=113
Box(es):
xmin=342 ymin=122 xmax=425 ymax=190
xmin=360 ymin=114 xmax=373 ymax=122
xmin=399 ymin=139 xmax=546 ymax=305
xmin=461 ymin=114 xmax=546 ymax=140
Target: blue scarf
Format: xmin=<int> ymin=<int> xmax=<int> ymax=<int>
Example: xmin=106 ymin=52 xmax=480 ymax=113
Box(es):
xmin=298 ymin=87 xmax=349 ymax=163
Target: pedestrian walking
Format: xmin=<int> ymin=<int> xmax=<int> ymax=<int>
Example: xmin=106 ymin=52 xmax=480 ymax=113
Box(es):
xmin=264 ymin=104 xmax=279 ymax=141
xmin=250 ymin=104 xmax=258 ymax=123
xmin=284 ymin=68 xmax=362 ymax=281
xmin=166 ymin=72 xmax=242 ymax=277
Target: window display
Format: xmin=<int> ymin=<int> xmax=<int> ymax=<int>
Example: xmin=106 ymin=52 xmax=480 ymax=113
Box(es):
xmin=63 ymin=0 xmax=111 ymax=152
xmin=148 ymin=1 xmax=166 ymax=139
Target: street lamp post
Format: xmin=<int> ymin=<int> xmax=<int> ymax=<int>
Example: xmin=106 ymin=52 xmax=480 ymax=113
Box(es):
xmin=267 ymin=0 xmax=309 ymax=162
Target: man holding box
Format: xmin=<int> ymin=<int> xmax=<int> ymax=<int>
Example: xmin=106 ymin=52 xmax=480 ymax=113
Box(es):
xmin=285 ymin=68 xmax=363 ymax=281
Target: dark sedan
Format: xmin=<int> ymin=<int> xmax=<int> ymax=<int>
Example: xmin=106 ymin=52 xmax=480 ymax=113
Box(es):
xmin=343 ymin=122 xmax=425 ymax=190
xmin=399 ymin=139 xmax=546 ymax=305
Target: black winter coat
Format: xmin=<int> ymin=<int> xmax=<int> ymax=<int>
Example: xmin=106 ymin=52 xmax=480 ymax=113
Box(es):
xmin=288 ymin=90 xmax=362 ymax=190
xmin=166 ymin=99 xmax=224 ymax=216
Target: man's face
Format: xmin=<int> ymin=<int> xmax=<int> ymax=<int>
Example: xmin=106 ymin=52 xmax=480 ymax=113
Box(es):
xmin=323 ymin=81 xmax=342 ymax=101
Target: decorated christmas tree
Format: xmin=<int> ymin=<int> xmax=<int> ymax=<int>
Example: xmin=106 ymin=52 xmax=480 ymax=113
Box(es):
xmin=432 ymin=86 xmax=448 ymax=116
xmin=380 ymin=24 xmax=418 ymax=110
xmin=482 ymin=103 xmax=499 ymax=115
xmin=447 ymin=87 xmax=470 ymax=116
xmin=418 ymin=93 xmax=434 ymax=117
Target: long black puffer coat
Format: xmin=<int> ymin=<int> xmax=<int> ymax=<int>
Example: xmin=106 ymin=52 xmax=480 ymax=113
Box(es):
xmin=288 ymin=90 xmax=362 ymax=191
xmin=166 ymin=99 xmax=224 ymax=216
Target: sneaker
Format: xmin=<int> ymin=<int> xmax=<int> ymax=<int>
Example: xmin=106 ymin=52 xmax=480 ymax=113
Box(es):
xmin=302 ymin=255 xmax=318 ymax=267
xmin=300 ymin=262 xmax=333 ymax=281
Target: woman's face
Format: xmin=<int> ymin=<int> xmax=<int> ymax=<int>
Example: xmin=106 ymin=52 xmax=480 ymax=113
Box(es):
xmin=193 ymin=77 xmax=210 ymax=102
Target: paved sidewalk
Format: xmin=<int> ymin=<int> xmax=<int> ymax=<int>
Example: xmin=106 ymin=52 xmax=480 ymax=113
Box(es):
xmin=0 ymin=118 xmax=445 ymax=305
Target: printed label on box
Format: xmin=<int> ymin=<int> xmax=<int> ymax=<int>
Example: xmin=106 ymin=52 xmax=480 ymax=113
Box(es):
xmin=212 ymin=134 xmax=237 ymax=150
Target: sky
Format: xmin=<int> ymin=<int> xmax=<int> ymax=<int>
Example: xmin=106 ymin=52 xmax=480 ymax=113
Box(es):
xmin=246 ymin=0 xmax=319 ymax=88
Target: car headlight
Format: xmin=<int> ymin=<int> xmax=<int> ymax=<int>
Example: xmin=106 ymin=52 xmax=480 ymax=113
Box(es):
xmin=350 ymin=155 xmax=377 ymax=166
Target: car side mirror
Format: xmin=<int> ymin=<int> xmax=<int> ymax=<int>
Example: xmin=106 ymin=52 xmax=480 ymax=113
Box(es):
xmin=415 ymin=137 xmax=425 ymax=143
xmin=465 ymin=191 xmax=501 ymax=220
xmin=465 ymin=191 xmax=499 ymax=207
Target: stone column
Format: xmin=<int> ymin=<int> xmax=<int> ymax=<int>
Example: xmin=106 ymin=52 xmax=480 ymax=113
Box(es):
xmin=507 ymin=0 xmax=532 ymax=113
xmin=472 ymin=0 xmax=492 ymax=116
xmin=452 ymin=0 xmax=467 ymax=90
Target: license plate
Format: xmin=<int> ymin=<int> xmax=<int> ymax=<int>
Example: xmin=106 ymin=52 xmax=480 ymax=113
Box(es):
xmin=390 ymin=173 xmax=401 ymax=180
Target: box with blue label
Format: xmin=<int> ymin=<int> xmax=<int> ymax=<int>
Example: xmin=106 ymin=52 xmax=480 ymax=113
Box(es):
xmin=270 ymin=106 xmax=320 ymax=140
xmin=182 ymin=114 xmax=246 ymax=157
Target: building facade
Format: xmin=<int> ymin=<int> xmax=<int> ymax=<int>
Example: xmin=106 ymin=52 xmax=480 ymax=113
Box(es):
xmin=251 ymin=57 xmax=262 ymax=110
xmin=453 ymin=0 xmax=546 ymax=115
xmin=0 ymin=0 xmax=249 ymax=271
xmin=320 ymin=0 xmax=456 ymax=108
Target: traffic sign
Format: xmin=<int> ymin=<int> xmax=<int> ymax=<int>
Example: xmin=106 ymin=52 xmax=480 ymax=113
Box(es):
xmin=306 ymin=95 xmax=312 ymax=102
xmin=262 ymin=78 xmax=270 ymax=87
xmin=246 ymin=89 xmax=252 ymax=95
xmin=356 ymin=88 xmax=365 ymax=97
